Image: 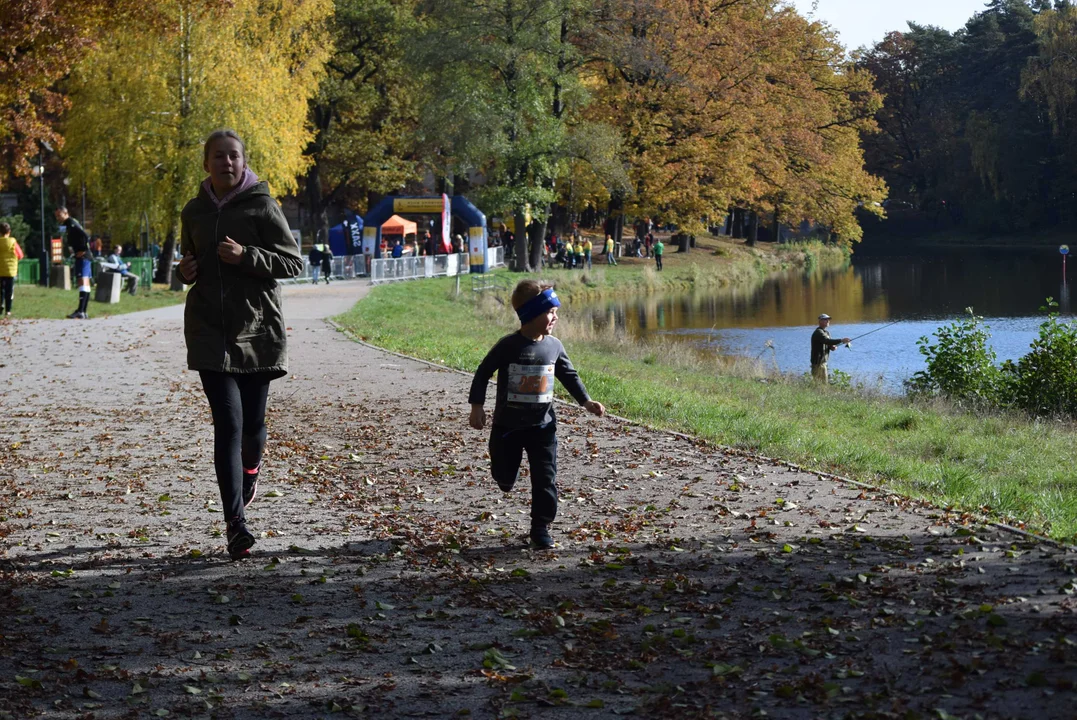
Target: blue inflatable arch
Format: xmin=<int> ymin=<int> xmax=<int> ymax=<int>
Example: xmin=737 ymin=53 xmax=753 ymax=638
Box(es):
xmin=362 ymin=194 xmax=489 ymax=273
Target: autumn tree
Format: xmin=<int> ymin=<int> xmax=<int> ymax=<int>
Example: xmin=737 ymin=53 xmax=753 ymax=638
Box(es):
xmin=856 ymin=26 xmax=963 ymax=213
xmin=586 ymin=0 xmax=885 ymax=247
xmin=1021 ymin=3 xmax=1077 ymax=226
xmin=302 ymin=0 xmax=423 ymax=243
xmin=413 ymin=0 xmax=597 ymax=271
xmin=858 ymin=0 xmax=1075 ymax=239
xmin=0 ymin=1 xmax=218 ymax=178
xmin=62 ymin=0 xmax=331 ymax=282
xmin=743 ymin=8 xmax=887 ymax=244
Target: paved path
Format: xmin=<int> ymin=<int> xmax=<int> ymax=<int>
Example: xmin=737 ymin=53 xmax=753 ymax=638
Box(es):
xmin=1 ymin=281 xmax=1075 ymax=719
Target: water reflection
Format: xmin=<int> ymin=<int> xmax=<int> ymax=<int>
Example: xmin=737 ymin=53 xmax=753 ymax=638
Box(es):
xmin=577 ymin=249 xmax=1071 ymax=393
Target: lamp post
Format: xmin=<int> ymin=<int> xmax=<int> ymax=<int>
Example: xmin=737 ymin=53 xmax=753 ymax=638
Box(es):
xmin=30 ymin=141 xmax=54 ymax=286
xmin=30 ymin=154 xmax=49 ymax=287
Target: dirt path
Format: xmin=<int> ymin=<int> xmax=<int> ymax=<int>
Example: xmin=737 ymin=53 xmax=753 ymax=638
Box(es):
xmin=1 ymin=281 xmax=1075 ymax=719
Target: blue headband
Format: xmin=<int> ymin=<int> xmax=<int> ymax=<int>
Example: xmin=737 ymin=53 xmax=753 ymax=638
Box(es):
xmin=516 ymin=288 xmax=561 ymax=324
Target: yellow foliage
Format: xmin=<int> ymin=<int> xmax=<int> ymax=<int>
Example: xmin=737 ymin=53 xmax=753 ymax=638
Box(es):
xmin=63 ymin=0 xmax=331 ymax=242
xmin=589 ymin=0 xmax=886 ymax=241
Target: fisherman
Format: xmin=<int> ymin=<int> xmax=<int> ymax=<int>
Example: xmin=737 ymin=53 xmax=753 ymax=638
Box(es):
xmin=810 ymin=313 xmax=850 ymax=383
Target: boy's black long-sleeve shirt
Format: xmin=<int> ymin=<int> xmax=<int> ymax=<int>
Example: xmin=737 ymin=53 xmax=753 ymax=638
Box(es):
xmin=469 ymin=333 xmax=590 ymax=428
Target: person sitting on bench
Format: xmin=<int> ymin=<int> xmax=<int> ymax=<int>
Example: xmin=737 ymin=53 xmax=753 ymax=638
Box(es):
xmin=103 ymin=246 xmax=139 ymax=295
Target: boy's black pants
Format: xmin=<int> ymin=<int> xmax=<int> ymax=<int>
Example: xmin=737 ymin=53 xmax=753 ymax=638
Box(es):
xmin=489 ymin=422 xmax=558 ymax=526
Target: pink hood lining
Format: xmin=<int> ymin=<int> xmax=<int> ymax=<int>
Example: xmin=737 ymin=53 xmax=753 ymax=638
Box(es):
xmin=202 ymin=168 xmax=260 ymax=209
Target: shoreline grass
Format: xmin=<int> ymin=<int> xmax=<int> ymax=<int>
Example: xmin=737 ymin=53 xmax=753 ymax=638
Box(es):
xmin=528 ymin=235 xmax=848 ymax=300
xmin=335 ymin=247 xmax=1077 ymax=542
xmin=5 ymin=283 xmax=185 ymax=319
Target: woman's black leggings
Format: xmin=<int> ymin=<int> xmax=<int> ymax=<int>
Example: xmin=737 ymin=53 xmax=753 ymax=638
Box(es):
xmin=199 ymin=371 xmax=273 ymax=523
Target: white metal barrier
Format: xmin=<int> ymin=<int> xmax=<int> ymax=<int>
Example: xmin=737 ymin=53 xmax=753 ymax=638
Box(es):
xmin=281 ymin=256 xmax=367 ymax=284
xmin=370 ymin=253 xmax=467 ymax=284
xmin=360 ymin=247 xmax=505 ymax=285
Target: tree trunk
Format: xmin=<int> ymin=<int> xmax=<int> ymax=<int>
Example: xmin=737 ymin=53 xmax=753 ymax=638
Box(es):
xmin=773 ymin=207 xmax=782 ymax=243
xmin=724 ymin=209 xmax=733 ymax=236
xmin=747 ymin=212 xmax=759 ymax=247
xmin=512 ymin=208 xmax=530 ymax=272
xmin=306 ymin=162 xmax=328 ymax=250
xmin=732 ymin=208 xmax=745 ymax=239
xmin=607 ymin=192 xmax=625 ymax=246
xmin=529 ymin=217 xmax=546 ymax=270
xmin=157 ymin=224 xmax=177 ymax=286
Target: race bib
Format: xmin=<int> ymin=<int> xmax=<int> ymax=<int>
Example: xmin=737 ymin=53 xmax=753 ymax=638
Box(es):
xmin=507 ymin=363 xmax=554 ymax=405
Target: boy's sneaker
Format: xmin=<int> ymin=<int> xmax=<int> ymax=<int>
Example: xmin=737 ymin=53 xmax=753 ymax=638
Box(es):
xmin=529 ymin=525 xmax=554 ymax=550
xmin=242 ymin=466 xmax=259 ymax=508
xmin=226 ymin=520 xmax=255 ymax=560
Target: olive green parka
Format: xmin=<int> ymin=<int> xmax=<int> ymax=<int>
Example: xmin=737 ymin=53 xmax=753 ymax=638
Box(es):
xmin=179 ymin=181 xmax=303 ymax=377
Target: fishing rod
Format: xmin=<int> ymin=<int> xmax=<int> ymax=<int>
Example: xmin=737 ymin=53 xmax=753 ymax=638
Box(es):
xmin=842 ymin=319 xmax=904 ymax=348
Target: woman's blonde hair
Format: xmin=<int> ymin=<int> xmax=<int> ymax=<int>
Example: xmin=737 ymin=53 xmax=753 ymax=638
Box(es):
xmin=203 ymin=129 xmax=246 ymax=163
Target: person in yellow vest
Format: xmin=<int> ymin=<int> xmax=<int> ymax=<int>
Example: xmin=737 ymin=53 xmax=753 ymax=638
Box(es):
xmin=605 ymin=234 xmax=617 ymax=265
xmin=0 ymin=222 xmax=24 ymax=316
xmin=573 ymin=240 xmax=584 ymax=269
xmin=583 ymin=237 xmax=593 ymax=269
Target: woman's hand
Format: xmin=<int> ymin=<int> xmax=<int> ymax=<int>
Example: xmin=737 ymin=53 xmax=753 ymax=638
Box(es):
xmin=179 ymin=252 xmax=198 ymax=282
xmin=218 ymin=236 xmax=245 ymax=265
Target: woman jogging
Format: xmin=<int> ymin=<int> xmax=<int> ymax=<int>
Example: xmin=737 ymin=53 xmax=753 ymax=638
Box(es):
xmin=177 ymin=129 xmax=303 ymax=560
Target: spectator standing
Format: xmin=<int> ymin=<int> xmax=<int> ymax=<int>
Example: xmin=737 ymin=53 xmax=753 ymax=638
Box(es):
xmin=644 ymin=232 xmax=653 ymax=258
xmin=653 ymin=237 xmax=664 ymax=271
xmin=502 ymin=229 xmax=514 ymax=259
xmin=320 ymin=243 xmax=332 ymax=283
xmin=583 ymin=237 xmax=592 ymax=270
xmin=177 ymin=128 xmax=303 ymax=560
xmin=391 ymin=238 xmax=404 ymax=258
xmin=57 ymin=207 xmax=92 ymax=319
xmin=308 ymin=244 xmax=323 ymax=283
xmin=0 ymin=222 xmax=24 ymax=316
xmin=605 ymin=235 xmax=617 ymax=265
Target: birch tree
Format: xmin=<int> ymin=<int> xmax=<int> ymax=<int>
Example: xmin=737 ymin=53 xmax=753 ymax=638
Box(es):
xmin=63 ymin=0 xmax=331 ymax=281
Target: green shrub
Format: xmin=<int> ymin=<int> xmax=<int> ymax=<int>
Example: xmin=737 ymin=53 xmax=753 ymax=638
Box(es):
xmin=907 ymin=309 xmax=1004 ymax=405
xmin=0 ymin=214 xmax=31 ymax=243
xmin=1008 ymin=301 xmax=1077 ymax=417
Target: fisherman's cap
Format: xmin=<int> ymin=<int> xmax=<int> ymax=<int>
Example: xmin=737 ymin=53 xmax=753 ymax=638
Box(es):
xmin=818 ymin=313 xmax=831 ymax=320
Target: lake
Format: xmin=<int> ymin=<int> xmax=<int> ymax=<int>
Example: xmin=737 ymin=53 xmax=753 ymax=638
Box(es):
xmin=578 ymin=248 xmax=1073 ymax=392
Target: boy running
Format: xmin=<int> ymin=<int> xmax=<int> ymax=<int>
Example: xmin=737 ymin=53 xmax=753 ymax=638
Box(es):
xmin=468 ymin=280 xmax=605 ymax=549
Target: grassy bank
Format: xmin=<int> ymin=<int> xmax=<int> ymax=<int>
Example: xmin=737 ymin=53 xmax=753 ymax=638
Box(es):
xmin=335 ymin=252 xmax=1077 ymax=541
xmin=529 ymin=235 xmax=848 ymax=299
xmin=6 ymin=283 xmax=185 ymax=319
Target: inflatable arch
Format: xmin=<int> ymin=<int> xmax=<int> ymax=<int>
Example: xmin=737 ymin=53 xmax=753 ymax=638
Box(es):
xmin=362 ymin=194 xmax=489 ymax=273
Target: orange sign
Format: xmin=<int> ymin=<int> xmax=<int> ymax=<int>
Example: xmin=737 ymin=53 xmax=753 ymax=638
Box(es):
xmin=51 ymin=238 xmax=63 ymax=264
